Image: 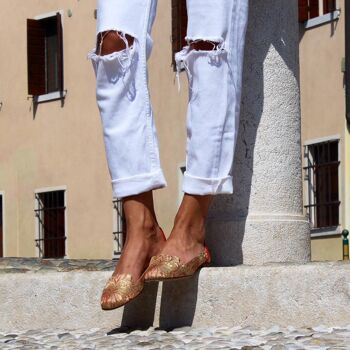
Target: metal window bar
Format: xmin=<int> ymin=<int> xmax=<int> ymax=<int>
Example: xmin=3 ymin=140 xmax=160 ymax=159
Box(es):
xmin=34 ymin=190 xmax=66 ymax=258
xmin=303 ymin=140 xmax=340 ymax=229
xmin=112 ymin=198 xmax=126 ymax=259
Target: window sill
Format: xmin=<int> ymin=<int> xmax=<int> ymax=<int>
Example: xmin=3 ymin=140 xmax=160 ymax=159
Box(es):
xmin=310 ymin=226 xmax=342 ymax=238
xmin=33 ymin=90 xmax=67 ymax=104
xmin=304 ymin=9 xmax=341 ymax=29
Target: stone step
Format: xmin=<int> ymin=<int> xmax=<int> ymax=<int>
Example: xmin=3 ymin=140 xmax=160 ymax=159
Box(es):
xmin=1 ymin=259 xmax=349 ymax=331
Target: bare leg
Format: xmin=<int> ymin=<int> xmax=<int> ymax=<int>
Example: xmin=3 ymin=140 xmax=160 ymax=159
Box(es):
xmin=157 ymin=40 xmax=220 ymax=263
xmin=112 ymin=191 xmax=166 ymax=281
xmin=96 ymin=30 xmax=134 ymax=56
xmin=159 ymin=193 xmax=213 ymax=263
xmin=95 ymin=32 xmax=165 ymax=280
xmin=92 ymin=1 xmax=168 ymax=309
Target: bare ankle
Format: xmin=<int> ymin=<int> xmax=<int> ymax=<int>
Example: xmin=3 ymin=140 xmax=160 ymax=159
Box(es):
xmin=174 ymin=212 xmax=205 ymax=231
xmin=169 ymin=222 xmax=204 ymax=247
xmin=123 ymin=190 xmax=159 ymax=237
xmin=127 ymin=216 xmax=157 ymax=231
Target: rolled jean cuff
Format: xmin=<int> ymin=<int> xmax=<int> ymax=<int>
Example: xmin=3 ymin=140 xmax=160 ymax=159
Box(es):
xmin=182 ymin=172 xmax=233 ymax=195
xmin=111 ymin=170 xmax=167 ymax=198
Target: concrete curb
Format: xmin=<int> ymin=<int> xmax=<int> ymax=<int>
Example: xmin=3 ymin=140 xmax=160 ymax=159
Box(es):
xmin=1 ymin=262 xmax=350 ymax=331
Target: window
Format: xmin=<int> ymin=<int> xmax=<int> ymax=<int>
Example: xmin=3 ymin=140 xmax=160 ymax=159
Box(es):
xmin=0 ymin=194 xmax=3 ymax=257
xmin=35 ymin=190 xmax=66 ymax=258
xmin=112 ymin=198 xmax=126 ymax=259
xmin=299 ymin=0 xmax=337 ymax=22
xmin=303 ymin=139 xmax=340 ymax=231
xmin=27 ymin=12 xmax=63 ymax=96
xmin=171 ymin=0 xmax=187 ymax=69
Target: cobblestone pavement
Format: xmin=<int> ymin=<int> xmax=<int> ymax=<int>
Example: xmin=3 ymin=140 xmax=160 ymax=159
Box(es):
xmin=0 ymin=257 xmax=116 ymax=273
xmin=1 ymin=325 xmax=350 ymax=349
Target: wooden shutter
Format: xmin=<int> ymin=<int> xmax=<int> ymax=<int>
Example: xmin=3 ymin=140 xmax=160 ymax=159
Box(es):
xmin=323 ymin=0 xmax=336 ymax=14
xmin=171 ymin=0 xmax=188 ymax=69
xmin=179 ymin=0 xmax=187 ymax=49
xmin=171 ymin=0 xmax=180 ymax=55
xmin=298 ymin=0 xmax=309 ymax=22
xmin=309 ymin=0 xmax=320 ymax=18
xmin=27 ymin=19 xmax=46 ymax=96
xmin=56 ymin=12 xmax=64 ymax=92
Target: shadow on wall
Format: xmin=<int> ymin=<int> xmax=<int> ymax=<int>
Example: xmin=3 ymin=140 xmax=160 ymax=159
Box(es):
xmin=206 ymin=0 xmax=300 ymax=266
xmin=109 ymin=0 xmax=300 ymax=331
xmin=119 ymin=282 xmax=159 ymax=330
xmin=108 ymin=276 xmax=199 ymax=332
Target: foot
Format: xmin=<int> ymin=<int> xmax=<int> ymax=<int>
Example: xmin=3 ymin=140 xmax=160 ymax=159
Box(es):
xmin=154 ymin=193 xmax=212 ymax=264
xmin=100 ymin=224 xmax=165 ymax=310
xmin=156 ymin=225 xmax=205 ymax=264
xmin=111 ymin=224 xmax=166 ymax=282
xmin=143 ymin=223 xmax=210 ymax=281
xmin=101 ymin=190 xmax=164 ymax=309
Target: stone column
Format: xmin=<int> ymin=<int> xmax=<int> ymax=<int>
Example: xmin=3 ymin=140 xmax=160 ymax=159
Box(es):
xmin=206 ymin=0 xmax=311 ymax=265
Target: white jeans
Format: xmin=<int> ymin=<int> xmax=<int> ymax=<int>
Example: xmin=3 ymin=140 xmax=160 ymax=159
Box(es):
xmin=88 ymin=0 xmax=249 ymax=198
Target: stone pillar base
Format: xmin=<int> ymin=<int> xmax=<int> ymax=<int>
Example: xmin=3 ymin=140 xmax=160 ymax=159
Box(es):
xmin=206 ymin=214 xmax=311 ymax=266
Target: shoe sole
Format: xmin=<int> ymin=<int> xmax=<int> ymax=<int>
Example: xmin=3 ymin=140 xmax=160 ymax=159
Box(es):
xmin=144 ymin=262 xmax=210 ymax=283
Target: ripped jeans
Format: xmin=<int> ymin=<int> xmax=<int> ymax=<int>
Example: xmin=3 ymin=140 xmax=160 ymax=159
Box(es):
xmin=87 ymin=0 xmax=249 ymax=198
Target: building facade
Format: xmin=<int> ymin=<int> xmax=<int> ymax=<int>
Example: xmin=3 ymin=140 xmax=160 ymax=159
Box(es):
xmin=299 ymin=0 xmax=350 ymax=260
xmin=0 ymin=0 xmax=348 ymax=261
xmin=0 ymin=0 xmax=190 ymax=259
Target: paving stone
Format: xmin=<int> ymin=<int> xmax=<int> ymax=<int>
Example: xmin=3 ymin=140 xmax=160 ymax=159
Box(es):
xmin=1 ymin=325 xmax=350 ymax=349
xmin=0 ymin=257 xmax=116 ymax=273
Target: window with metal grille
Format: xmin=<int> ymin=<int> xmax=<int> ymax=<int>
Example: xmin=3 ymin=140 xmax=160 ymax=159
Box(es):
xmin=112 ymin=198 xmax=126 ymax=259
xmin=0 ymin=195 xmax=3 ymax=258
xmin=171 ymin=0 xmax=187 ymax=70
xmin=303 ymin=140 xmax=340 ymax=230
xmin=298 ymin=0 xmax=337 ymax=22
xmin=35 ymin=190 xmax=66 ymax=258
xmin=27 ymin=12 xmax=63 ymax=96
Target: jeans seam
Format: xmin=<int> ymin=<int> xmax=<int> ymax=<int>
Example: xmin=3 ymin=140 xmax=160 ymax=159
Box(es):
xmin=229 ymin=0 xmax=248 ymax=177
xmin=214 ymin=0 xmax=242 ymax=180
xmin=142 ymin=0 xmax=157 ymax=172
xmin=212 ymin=11 xmax=234 ymax=180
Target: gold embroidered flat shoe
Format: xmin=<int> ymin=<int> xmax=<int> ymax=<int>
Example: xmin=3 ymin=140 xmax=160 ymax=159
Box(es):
xmin=100 ymin=273 xmax=144 ymax=310
xmin=100 ymin=227 xmax=167 ymax=309
xmin=144 ymin=246 xmax=211 ymax=282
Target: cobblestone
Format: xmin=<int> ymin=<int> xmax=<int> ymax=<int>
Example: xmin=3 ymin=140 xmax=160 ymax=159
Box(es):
xmin=0 ymin=258 xmax=116 ymax=273
xmin=1 ymin=325 xmax=350 ymax=349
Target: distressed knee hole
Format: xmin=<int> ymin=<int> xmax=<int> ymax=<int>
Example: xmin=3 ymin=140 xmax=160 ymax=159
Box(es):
xmin=189 ymin=40 xmax=221 ymax=52
xmin=96 ymin=30 xmax=134 ymax=56
xmin=174 ymin=38 xmax=227 ymax=92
